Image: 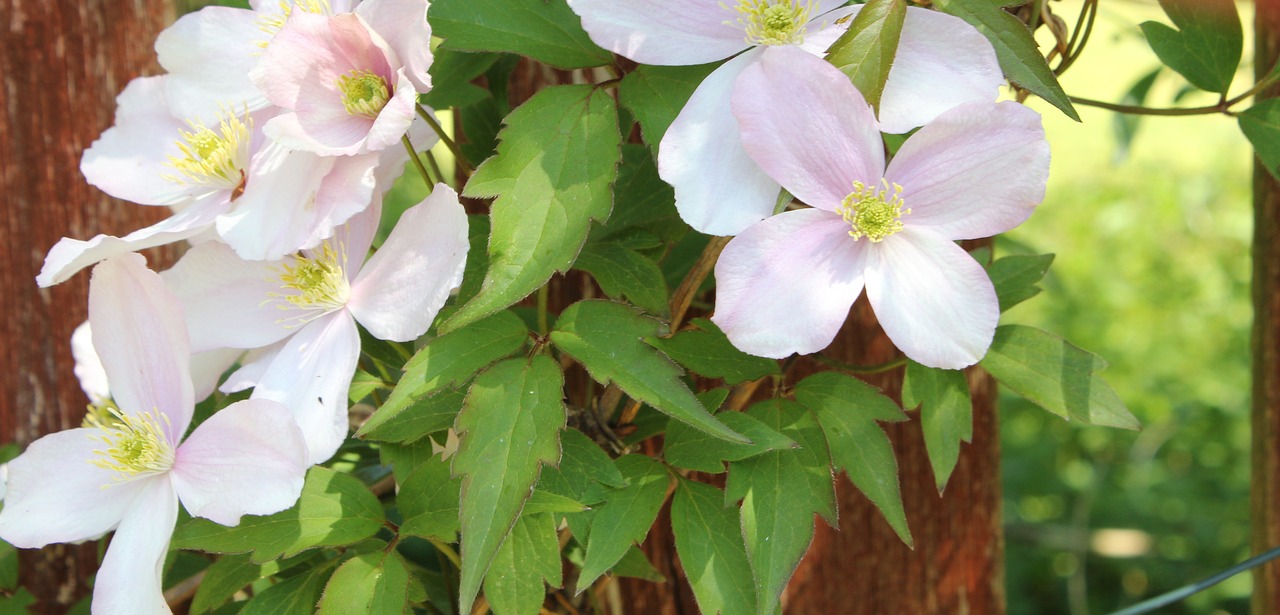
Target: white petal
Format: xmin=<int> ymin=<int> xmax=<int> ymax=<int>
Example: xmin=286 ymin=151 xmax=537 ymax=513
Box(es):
xmin=219 ymin=343 xmax=282 ymax=394
xmin=91 ymin=476 xmax=178 ymax=615
xmin=71 ymin=322 xmax=111 ymax=403
xmin=884 ymin=101 xmax=1049 ymax=240
xmin=161 ymin=242 xmax=296 ymax=352
xmin=156 ymin=7 xmax=271 ymax=122
xmin=659 ymin=48 xmax=780 ymax=236
xmin=190 ymin=348 xmax=244 ymax=402
xmin=711 ymin=208 xmax=867 ymax=358
xmin=251 ymin=314 xmax=360 ymax=464
xmin=565 ymin=0 xmax=748 ymax=65
xmin=348 ymin=184 xmax=468 ymax=341
xmin=864 ymin=228 xmax=998 ymax=369
xmin=171 ymin=399 xmax=308 ymax=526
xmin=362 ymin=70 xmax=419 ymax=153
xmin=796 ymin=5 xmax=861 ymax=56
xmin=356 ymin=0 xmax=432 ymax=92
xmin=214 ymin=143 xmax=337 ymax=261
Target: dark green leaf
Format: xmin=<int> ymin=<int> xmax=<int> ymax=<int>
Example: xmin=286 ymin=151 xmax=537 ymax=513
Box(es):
xmin=575 ymin=243 xmax=670 ymax=316
xmin=619 ymin=63 xmax=720 ymax=154
xmin=317 ymin=552 xmax=410 ymax=615
xmin=419 ymin=49 xmax=502 ymax=110
xmin=825 ymin=0 xmax=906 ymax=112
xmin=672 ymin=480 xmax=757 ymax=615
xmin=239 ymin=561 xmax=337 ymax=615
xmin=578 ymin=455 xmax=671 ymax=588
xmin=902 ymin=362 xmax=973 ymax=492
xmin=987 ymin=253 xmax=1054 ymax=312
xmin=357 ymin=389 xmax=464 ymax=445
xmin=191 ymin=553 xmax=316 ymax=614
xmin=537 ymin=429 xmax=627 ymax=506
xmin=398 ymin=454 xmax=462 ymax=542
xmin=645 ymin=318 xmax=779 ymax=385
xmin=589 ymin=145 xmax=684 ymax=244
xmin=483 ymin=513 xmax=562 ymax=615
xmin=610 ymin=546 xmax=666 ymax=582
xmin=1140 ymin=0 xmax=1242 ymax=94
xmin=523 ymin=490 xmax=589 ymax=515
xmin=664 ymin=412 xmax=797 ymax=474
xmin=0 ymin=539 xmax=15 ymax=591
xmin=431 ymin=0 xmax=612 ymax=69
xmin=1240 ymin=99 xmax=1280 ymax=180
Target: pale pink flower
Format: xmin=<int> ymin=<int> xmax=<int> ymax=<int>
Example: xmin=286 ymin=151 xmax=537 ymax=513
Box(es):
xmin=0 ymin=255 xmax=309 ymax=614
xmin=712 ymin=47 xmax=1049 ymax=369
xmin=71 ymin=321 xmax=240 ymax=405
xmin=565 ymin=0 xmax=1003 ymax=235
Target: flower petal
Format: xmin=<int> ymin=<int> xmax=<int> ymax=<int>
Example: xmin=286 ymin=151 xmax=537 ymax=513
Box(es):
xmin=171 ymin=399 xmax=308 ymax=526
xmin=91 ymin=476 xmax=178 ymax=615
xmin=191 ymin=348 xmax=244 ymax=402
xmin=795 ymin=5 xmax=861 ymax=56
xmin=251 ymin=314 xmax=360 ymax=464
xmin=213 ymin=143 xmax=338 ymax=261
xmin=348 ymin=184 xmax=468 ymax=341
xmin=565 ymin=0 xmax=748 ymax=65
xmin=864 ymin=228 xmax=998 ymax=369
xmin=884 ymin=101 xmax=1049 ymax=240
xmin=156 ymin=6 xmax=271 ymax=122
xmin=711 ymin=208 xmax=867 ymax=358
xmin=356 ymin=0 xmax=432 ymax=92
xmin=71 ymin=322 xmax=111 ymax=403
xmin=659 ymin=48 xmax=781 ymax=235
xmin=732 ymin=45 xmax=883 ymax=212
xmin=90 ymin=255 xmax=195 ymax=440
xmin=161 ymin=242 xmax=295 ymax=352
xmin=0 ymin=428 xmax=147 ymax=548
xmin=219 ymin=344 xmax=282 ymax=394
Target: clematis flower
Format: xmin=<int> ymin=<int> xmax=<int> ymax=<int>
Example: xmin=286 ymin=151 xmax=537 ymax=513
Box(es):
xmin=712 ymin=46 xmax=1048 ymax=369
xmin=565 ymin=0 xmax=1003 ymax=235
xmin=0 ymin=254 xmax=309 ymax=614
xmin=72 ymin=321 xmax=244 ymax=405
xmin=163 ymin=185 xmax=469 ymax=463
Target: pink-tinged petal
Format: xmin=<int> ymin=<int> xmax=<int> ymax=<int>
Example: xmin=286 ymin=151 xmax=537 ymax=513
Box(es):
xmin=252 ymin=314 xmax=360 ymax=464
xmin=36 ymin=197 xmax=224 ymax=288
xmin=156 ymin=6 xmax=271 ymax=122
xmin=362 ymin=70 xmax=418 ymax=153
xmin=711 ymin=209 xmax=867 ymax=358
xmin=733 ymin=45 xmax=883 ymax=212
xmin=356 ymin=0 xmax=432 ymax=92
xmin=0 ymin=429 xmax=148 ymax=548
xmin=90 ymin=255 xmax=195 ymax=440
xmin=161 ymin=242 xmax=296 ymax=352
xmin=864 ymin=228 xmax=998 ymax=369
xmin=296 ymin=151 xmax=381 ymax=250
xmin=171 ymin=399 xmax=308 ymax=526
xmin=566 ymin=0 xmax=748 ymax=65
xmin=884 ymin=101 xmax=1049 ymax=240
xmin=214 ymin=144 xmax=337 ymax=260
xmin=349 ymin=185 xmax=468 ymax=341
xmin=71 ymin=322 xmax=111 ymax=403
xmin=796 ymin=5 xmax=861 ymax=56
xmin=331 ymin=195 xmax=383 ymax=269
xmin=191 ymin=348 xmax=244 ymax=401
xmin=91 ymin=475 xmax=178 ymax=615
xmin=263 ymin=111 xmax=372 ymax=156
xmin=658 ymin=49 xmax=780 ymax=235
xmin=251 ymin=12 xmax=343 ymax=110
xmin=219 ymin=344 xmax=282 ymax=394
xmin=877 ymin=7 xmax=1003 ymax=134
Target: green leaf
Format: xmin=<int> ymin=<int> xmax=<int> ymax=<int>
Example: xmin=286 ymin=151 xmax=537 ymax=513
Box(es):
xmin=611 ymin=546 xmax=666 ymax=582
xmin=359 ymin=310 xmax=527 ymax=441
xmin=645 ymin=318 xmax=779 ymax=385
xmin=934 ymin=0 xmax=1080 ymax=121
xmin=1240 ymin=99 xmax=1280 ymax=180
xmin=795 ymin=372 xmax=912 ymax=546
xmin=672 ymin=480 xmax=757 ymax=615
xmin=1139 ymin=0 xmax=1242 ymax=94
xmin=348 ymin=370 xmax=385 ymax=404
xmin=173 ymin=467 xmax=385 ymax=563
xmin=987 ymin=253 xmax=1055 ymax=312
xmin=619 ymin=63 xmax=719 ymax=154
xmin=398 ymin=454 xmax=462 ymax=542
xmin=902 ymin=362 xmax=973 ymax=492
xmin=1112 ymin=68 xmax=1162 ymax=161
xmin=537 ymin=429 xmax=627 ymax=506
xmin=453 ymin=356 xmax=567 ymax=615
xmin=664 ymin=412 xmax=797 ymax=474
xmin=523 ymin=490 xmax=589 ymax=515
xmin=824 ymin=0 xmax=906 ymax=112
xmin=726 ymin=401 xmax=836 ymax=615
xmin=444 ymin=85 xmax=622 ymax=332
xmin=419 ymin=49 xmax=502 ymax=110
xmin=588 ymin=145 xmax=684 ymax=245
xmin=578 ymin=455 xmax=671 ymax=589
xmin=981 ymin=325 xmax=1139 ymax=429
xmin=574 ymin=243 xmax=670 ymax=316
xmin=483 ymin=513 xmax=562 ymax=615
xmin=0 ymin=539 xmax=16 ymax=591
xmin=317 ymin=552 xmax=410 ymax=615
xmin=551 ymin=300 xmax=745 ymax=443
xmin=239 ymin=561 xmax=337 ymax=615
xmin=430 ymin=0 xmax=612 ymax=69
xmin=191 ymin=553 xmax=315 ymax=614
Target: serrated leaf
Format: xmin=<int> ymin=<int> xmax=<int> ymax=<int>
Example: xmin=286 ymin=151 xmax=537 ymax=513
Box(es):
xmin=445 ymin=85 xmax=622 ymax=331
xmin=825 ymin=0 xmax=906 ymax=112
xmin=934 ymin=0 xmax=1079 ymax=121
xmin=795 ymin=372 xmax=912 ymax=546
xmin=537 ymin=429 xmax=627 ymax=506
xmin=902 ymin=362 xmax=973 ymax=492
xmin=1139 ymin=0 xmax=1242 ymax=94
xmin=360 ymin=311 xmax=527 ymax=440
xmin=987 ymin=253 xmax=1054 ymax=312
xmin=981 ymin=325 xmax=1139 ymax=429
xmin=419 ymin=49 xmax=502 ymax=110
xmin=551 ymin=300 xmax=745 ymax=442
xmin=483 ymin=513 xmax=562 ymax=615
xmin=431 ymin=0 xmax=612 ymax=69
xmin=316 ymin=552 xmax=410 ymax=615
xmin=239 ymin=561 xmax=337 ymax=615
xmin=191 ymin=553 xmax=316 ymax=614
xmin=453 ymin=356 xmax=567 ymax=614
xmin=619 ymin=63 xmax=720 ymax=154
xmin=398 ymin=454 xmax=462 ymax=541
xmin=645 ymin=318 xmax=779 ymax=385
xmin=672 ymin=480 xmax=757 ymax=615
xmin=664 ymin=412 xmax=797 ymax=474
xmin=589 ymin=145 xmax=684 ymax=244
xmin=725 ymin=400 xmax=836 ymax=615
xmin=1240 ymin=99 xmax=1280 ymax=180
xmin=173 ymin=467 xmax=385 ymax=563
xmin=574 ymin=243 xmax=670 ymax=316
xmin=523 ymin=490 xmax=589 ymax=515
xmin=578 ymin=455 xmax=671 ymax=589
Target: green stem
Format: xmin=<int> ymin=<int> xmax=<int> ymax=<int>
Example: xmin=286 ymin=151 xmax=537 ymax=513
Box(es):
xmin=1070 ymin=71 xmax=1280 ymax=117
xmin=427 ymin=536 xmax=462 ymax=569
xmin=416 ymin=105 xmax=473 ymax=174
xmin=1110 ymin=545 xmax=1280 ymax=614
xmin=423 ymin=149 xmax=447 ymax=189
xmin=401 ymin=134 xmax=437 ymax=187
xmin=536 ymin=284 xmax=550 ymax=336
xmin=810 ymin=353 xmax=907 ymax=375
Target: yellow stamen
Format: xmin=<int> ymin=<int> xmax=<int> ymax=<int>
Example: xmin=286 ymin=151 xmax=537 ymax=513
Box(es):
xmin=164 ymin=109 xmax=252 ymax=193
xmin=257 ymin=0 xmax=333 ymax=43
xmin=86 ymin=408 xmax=174 ymax=483
xmin=265 ymin=243 xmax=351 ymax=327
xmin=337 ymin=70 xmax=391 ymax=118
xmin=837 ymin=179 xmax=910 ymax=242
xmin=728 ymin=0 xmax=816 ymax=46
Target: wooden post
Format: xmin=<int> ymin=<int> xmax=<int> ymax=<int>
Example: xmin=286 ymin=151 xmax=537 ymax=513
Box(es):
xmin=0 ymin=1 xmax=172 ymax=611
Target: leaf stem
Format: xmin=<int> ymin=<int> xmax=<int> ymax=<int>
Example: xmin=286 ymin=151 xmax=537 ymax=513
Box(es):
xmin=402 ymin=134 xmax=437 ymax=188
xmin=1109 ymin=544 xmax=1280 ymax=614
xmin=1070 ymin=71 xmax=1280 ymax=117
xmin=427 ymin=536 xmax=462 ymax=569
xmin=416 ymin=105 xmax=473 ymax=175
xmin=536 ymin=284 xmax=550 ymax=336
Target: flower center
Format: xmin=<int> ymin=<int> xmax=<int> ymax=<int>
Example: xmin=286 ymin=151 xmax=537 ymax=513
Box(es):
xmin=337 ymin=70 xmax=391 ymax=118
xmin=86 ymin=407 xmax=174 ymax=482
xmin=165 ymin=110 xmax=251 ymax=196
xmin=730 ymin=0 xmax=815 ymax=46
xmin=266 ymin=243 xmax=351 ymax=327
xmin=257 ymin=0 xmax=333 ymax=42
xmin=838 ymin=179 xmax=910 ymax=242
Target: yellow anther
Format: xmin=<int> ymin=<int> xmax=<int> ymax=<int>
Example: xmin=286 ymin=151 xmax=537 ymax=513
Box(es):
xmin=86 ymin=408 xmax=174 ymax=483
xmin=257 ymin=0 xmax=333 ymax=42
xmin=266 ymin=243 xmax=351 ymax=327
xmin=837 ymin=179 xmax=910 ymax=242
xmin=164 ymin=110 xmax=252 ymax=192
xmin=337 ymin=70 xmax=391 ymax=118
xmin=728 ymin=0 xmax=815 ymax=46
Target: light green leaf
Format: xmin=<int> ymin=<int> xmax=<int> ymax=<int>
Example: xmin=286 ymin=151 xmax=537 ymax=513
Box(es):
xmin=1140 ymin=0 xmax=1242 ymax=94
xmin=671 ymin=480 xmax=757 ymax=615
xmin=430 ymin=0 xmax=612 ymax=69
xmin=317 ymin=552 xmax=411 ymax=615
xmin=239 ymin=561 xmax=337 ymax=615
xmin=575 ymin=243 xmax=670 ymax=316
xmin=645 ymin=318 xmax=779 ymax=386
xmin=444 ymin=85 xmax=621 ymax=332
xmin=551 ymin=300 xmax=745 ymax=442
xmin=619 ymin=63 xmax=719 ymax=154
xmin=981 ymin=325 xmax=1139 ymax=429
xmin=578 ymin=455 xmax=671 ymax=589
xmin=1240 ymin=99 xmax=1280 ymax=180
xmin=483 ymin=513 xmax=562 ymax=615
xmin=987 ymin=253 xmax=1054 ymax=312
xmin=902 ymin=362 xmax=973 ymax=492
xmin=664 ymin=412 xmax=797 ymax=474
xmin=191 ymin=553 xmax=316 ymax=614
xmin=537 ymin=429 xmax=628 ymax=506
xmin=453 ymin=356 xmax=567 ymax=615
xmin=398 ymin=454 xmax=462 ymax=542
xmin=358 ymin=389 xmax=464 ymax=445
xmin=348 ymin=370 xmax=385 ymax=404
xmin=173 ymin=467 xmax=385 ymax=563
xmin=825 ymin=0 xmax=906 ymax=112
xmin=795 ymin=372 xmax=912 ymax=546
